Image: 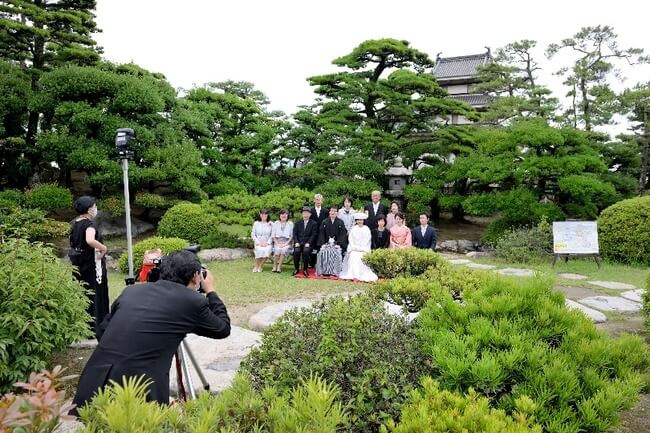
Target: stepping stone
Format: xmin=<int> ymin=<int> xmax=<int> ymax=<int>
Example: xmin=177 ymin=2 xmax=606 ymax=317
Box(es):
xmin=248 ymin=300 xmax=313 ymax=330
xmin=465 ymin=263 xmax=496 ymax=270
xmin=558 ymin=285 xmax=599 ymax=300
xmin=466 ymin=251 xmax=490 ymax=258
xmin=565 ymin=299 xmax=607 ymax=323
xmin=588 ymin=281 xmax=638 ymax=290
xmin=621 ymin=289 xmax=645 ymax=304
xmin=69 ymin=339 xmax=98 ymax=349
xmin=558 ymin=273 xmax=588 ymax=280
xmin=383 ymin=302 xmax=419 ymax=322
xmin=496 ymin=268 xmax=536 ymax=277
xmin=170 ymin=325 xmax=261 ymax=395
xmin=578 ymin=296 xmax=641 ymax=313
xmin=448 ymin=259 xmax=471 ymax=265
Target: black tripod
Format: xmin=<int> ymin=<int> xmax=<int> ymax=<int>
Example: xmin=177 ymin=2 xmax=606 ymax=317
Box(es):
xmin=174 ymin=339 xmax=210 ymax=401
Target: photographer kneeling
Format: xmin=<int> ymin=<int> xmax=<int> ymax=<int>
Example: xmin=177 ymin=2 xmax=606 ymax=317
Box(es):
xmin=72 ymin=250 xmax=230 ymax=411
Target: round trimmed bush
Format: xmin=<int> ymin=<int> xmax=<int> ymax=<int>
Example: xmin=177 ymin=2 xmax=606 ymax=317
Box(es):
xmin=118 ymin=236 xmax=188 ymax=273
xmin=362 ymin=248 xmax=445 ymax=279
xmin=25 ymin=184 xmax=73 ymax=211
xmin=0 ymin=239 xmax=91 ymax=392
xmin=242 ymin=295 xmax=427 ymax=433
xmin=0 ymin=189 xmax=25 ymax=210
xmin=158 ymin=203 xmax=218 ymax=244
xmin=598 ymin=195 xmax=650 ymax=265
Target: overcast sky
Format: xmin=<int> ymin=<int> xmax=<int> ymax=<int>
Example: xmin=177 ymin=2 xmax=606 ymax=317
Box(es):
xmin=94 ymin=0 xmax=650 ymax=136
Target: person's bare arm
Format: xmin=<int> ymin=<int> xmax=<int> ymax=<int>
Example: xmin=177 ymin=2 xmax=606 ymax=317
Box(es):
xmin=85 ymin=227 xmax=107 ymax=257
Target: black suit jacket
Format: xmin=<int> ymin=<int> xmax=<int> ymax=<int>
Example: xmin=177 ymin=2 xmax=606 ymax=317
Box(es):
xmin=293 ymin=219 xmax=318 ymax=246
xmin=371 ymin=228 xmax=391 ymax=249
xmin=412 ymin=225 xmax=437 ymax=250
xmin=310 ymin=207 xmax=327 ymax=227
xmin=363 ymin=202 xmax=388 ymax=230
xmin=318 ymin=217 xmax=348 ymax=249
xmin=73 ymin=280 xmax=230 ymax=409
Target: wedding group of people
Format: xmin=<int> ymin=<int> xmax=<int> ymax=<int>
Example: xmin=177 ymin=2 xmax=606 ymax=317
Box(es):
xmin=250 ymin=191 xmax=437 ymax=282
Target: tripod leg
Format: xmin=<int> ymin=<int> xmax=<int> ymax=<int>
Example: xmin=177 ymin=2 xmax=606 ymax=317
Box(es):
xmin=177 ymin=343 xmax=197 ymax=400
xmin=174 ymin=352 xmax=187 ymax=401
xmin=182 ymin=340 xmax=210 ymax=391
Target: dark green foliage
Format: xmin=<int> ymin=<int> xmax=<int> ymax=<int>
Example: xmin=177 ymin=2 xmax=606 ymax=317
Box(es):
xmin=495 ymin=218 xmax=553 ymax=263
xmin=0 ymin=190 xmax=25 ymax=210
xmin=118 ymin=236 xmax=188 ymax=273
xmin=203 ymin=178 xmax=248 ymax=197
xmin=0 ymin=206 xmax=69 ymax=241
xmin=362 ymin=248 xmax=445 ymax=279
xmin=598 ymin=195 xmax=650 ymax=264
xmin=643 ymin=274 xmax=650 ymax=331
xmin=382 ymin=377 xmax=541 ymax=433
xmin=199 ymin=230 xmax=253 ymax=250
xmin=158 ymin=203 xmax=218 ymax=244
xmin=558 ymin=175 xmax=618 ymax=219
xmin=98 ymin=195 xmax=125 ymax=217
xmin=25 ymin=184 xmax=72 ymax=211
xmin=242 ymin=295 xmax=428 ymax=433
xmin=319 ymin=179 xmax=382 ymax=203
xmin=418 ymin=274 xmax=649 ymax=433
xmin=133 ymin=192 xmax=176 ymax=209
xmin=0 ymin=239 xmax=91 ymax=392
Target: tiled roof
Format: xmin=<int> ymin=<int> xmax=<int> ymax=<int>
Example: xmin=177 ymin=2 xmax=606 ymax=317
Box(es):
xmin=449 ymin=93 xmax=491 ymax=107
xmin=432 ymin=52 xmax=491 ymax=80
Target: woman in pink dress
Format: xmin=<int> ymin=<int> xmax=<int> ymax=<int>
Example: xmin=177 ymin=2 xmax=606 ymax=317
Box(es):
xmin=389 ymin=212 xmax=412 ymax=249
xmin=385 ymin=201 xmax=400 ymax=230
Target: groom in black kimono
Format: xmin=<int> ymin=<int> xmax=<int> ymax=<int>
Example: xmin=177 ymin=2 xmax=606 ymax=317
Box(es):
xmin=316 ymin=205 xmax=348 ymax=276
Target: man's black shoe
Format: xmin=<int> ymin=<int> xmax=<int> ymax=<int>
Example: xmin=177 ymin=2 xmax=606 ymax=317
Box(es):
xmin=292 ymin=269 xmax=300 ymax=276
xmin=303 ymin=270 xmax=309 ymax=278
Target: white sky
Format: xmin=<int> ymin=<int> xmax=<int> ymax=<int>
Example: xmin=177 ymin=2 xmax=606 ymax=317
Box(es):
xmin=94 ymin=0 xmax=650 ymax=136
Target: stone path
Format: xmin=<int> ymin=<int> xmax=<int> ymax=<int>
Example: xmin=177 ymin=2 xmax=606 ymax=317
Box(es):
xmin=621 ymin=289 xmax=644 ymax=303
xmin=565 ymin=299 xmax=607 ymax=323
xmin=248 ymin=300 xmax=313 ymax=330
xmin=496 ymin=268 xmax=536 ymax=277
xmin=578 ymin=296 xmax=642 ymax=313
xmin=587 ymin=281 xmax=638 ymax=290
xmin=558 ymin=273 xmax=588 ymax=280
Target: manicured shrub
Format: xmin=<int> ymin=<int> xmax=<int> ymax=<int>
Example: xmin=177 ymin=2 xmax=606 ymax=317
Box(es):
xmin=495 ymin=218 xmax=552 ymax=263
xmin=362 ymin=248 xmax=444 ymax=279
xmin=78 ymin=374 xmax=346 ymax=433
xmin=0 ymin=207 xmax=70 ymax=241
xmin=203 ymin=178 xmax=248 ymax=197
xmin=417 ymin=274 xmax=649 ymax=433
xmin=0 ymin=240 xmax=91 ymax=392
xmin=133 ymin=192 xmax=176 ymax=209
xmin=371 ymin=265 xmax=487 ymax=312
xmin=25 ymin=184 xmax=72 ymax=211
xmin=0 ymin=189 xmax=24 ymax=210
xmin=98 ymin=194 xmax=125 ymax=216
xmin=598 ymin=195 xmax=650 ymax=265
xmin=118 ymin=236 xmax=188 ymax=273
xmin=158 ymin=203 xmax=218 ymax=244
xmin=199 ymin=230 xmax=253 ymax=249
xmin=382 ymin=377 xmax=541 ymax=433
xmin=242 ymin=295 xmax=428 ymax=433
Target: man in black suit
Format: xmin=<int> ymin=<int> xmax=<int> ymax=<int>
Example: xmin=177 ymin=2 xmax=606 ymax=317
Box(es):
xmin=363 ymin=190 xmax=388 ymax=230
xmin=309 ymin=194 xmax=327 ymax=267
xmin=412 ymin=212 xmax=437 ymax=250
xmin=318 ymin=205 xmax=348 ymax=250
xmin=293 ymin=206 xmax=318 ymax=276
xmin=72 ymin=251 xmax=230 ymax=411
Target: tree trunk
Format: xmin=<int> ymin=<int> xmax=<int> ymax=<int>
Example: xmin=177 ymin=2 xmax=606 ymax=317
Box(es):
xmin=579 ymin=78 xmax=591 ymax=131
xmin=640 ymin=120 xmax=650 ymax=195
xmin=26 ymin=5 xmax=46 ymax=184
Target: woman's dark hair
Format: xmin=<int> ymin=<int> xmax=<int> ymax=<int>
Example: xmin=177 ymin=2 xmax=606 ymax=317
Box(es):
xmin=390 ymin=201 xmax=400 ymax=209
xmin=278 ymin=208 xmax=289 ymax=219
xmin=375 ymin=213 xmax=386 ymax=224
xmin=256 ymin=208 xmax=270 ymax=222
xmin=395 ymin=212 xmax=405 ymax=221
xmin=159 ymin=250 xmax=201 ymax=286
xmin=419 ymin=212 xmax=430 ymax=219
xmin=342 ymin=195 xmax=353 ymax=206
xmin=73 ymin=196 xmax=96 ymax=214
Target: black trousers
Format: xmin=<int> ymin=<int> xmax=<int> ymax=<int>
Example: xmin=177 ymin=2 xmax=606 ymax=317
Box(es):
xmin=293 ymin=244 xmax=312 ymax=270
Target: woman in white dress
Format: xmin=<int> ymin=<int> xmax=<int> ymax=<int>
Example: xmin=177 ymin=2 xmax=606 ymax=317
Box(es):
xmin=271 ymin=209 xmax=294 ymax=273
xmin=251 ymin=209 xmax=273 ymax=272
xmin=340 ymin=213 xmax=378 ymax=282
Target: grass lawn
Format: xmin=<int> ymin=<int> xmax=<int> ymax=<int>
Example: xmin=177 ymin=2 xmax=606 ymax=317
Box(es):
xmin=108 ymin=258 xmax=366 ymax=305
xmin=216 ymin=224 xmax=250 ymax=238
xmin=473 ymin=256 xmax=649 ymax=289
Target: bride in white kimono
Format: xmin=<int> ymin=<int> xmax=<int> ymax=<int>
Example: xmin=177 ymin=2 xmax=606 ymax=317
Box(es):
xmin=340 ymin=213 xmax=378 ymax=282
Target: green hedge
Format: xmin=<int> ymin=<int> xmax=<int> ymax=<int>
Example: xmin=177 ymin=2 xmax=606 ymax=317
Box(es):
xmin=0 ymin=207 xmax=70 ymax=241
xmin=133 ymin=192 xmax=176 ymax=209
xmin=117 ymin=236 xmax=188 ymax=274
xmin=242 ymin=295 xmax=427 ymax=433
xmin=417 ymin=274 xmax=649 ymax=433
xmin=362 ymin=248 xmax=445 ymax=279
xmin=598 ymin=195 xmax=650 ymax=265
xmin=25 ymin=184 xmax=72 ymax=211
xmin=0 ymin=189 xmax=25 ymax=210
xmin=158 ymin=203 xmax=218 ymax=244
xmin=0 ymin=239 xmax=91 ymax=392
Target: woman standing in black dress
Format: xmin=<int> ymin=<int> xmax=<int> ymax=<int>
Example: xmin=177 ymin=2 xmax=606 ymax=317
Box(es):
xmin=69 ymin=196 xmax=109 ymax=338
xmin=371 ymin=214 xmax=390 ymax=249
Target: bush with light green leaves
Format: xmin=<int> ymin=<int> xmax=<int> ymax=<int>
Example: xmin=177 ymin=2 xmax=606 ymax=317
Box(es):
xmin=25 ymin=183 xmax=73 ymax=211
xmin=362 ymin=247 xmax=445 ymax=279
xmin=118 ymin=236 xmax=188 ymax=273
xmin=158 ymin=203 xmax=218 ymax=244
xmin=598 ymin=195 xmax=650 ymax=265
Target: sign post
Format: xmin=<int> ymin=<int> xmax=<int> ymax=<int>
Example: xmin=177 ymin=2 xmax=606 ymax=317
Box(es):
xmin=552 ymin=221 xmax=601 ymax=268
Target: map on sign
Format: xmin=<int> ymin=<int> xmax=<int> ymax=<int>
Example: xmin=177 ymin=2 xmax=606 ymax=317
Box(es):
xmin=552 ymin=221 xmax=599 ymax=254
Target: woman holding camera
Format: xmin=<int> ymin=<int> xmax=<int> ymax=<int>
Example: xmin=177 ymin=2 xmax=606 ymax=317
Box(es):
xmin=69 ymin=196 xmax=109 ymax=339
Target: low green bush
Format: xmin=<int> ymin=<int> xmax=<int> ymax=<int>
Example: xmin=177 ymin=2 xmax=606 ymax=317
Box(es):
xmin=382 ymin=377 xmax=541 ymax=433
xmin=133 ymin=192 xmax=176 ymax=209
xmin=371 ymin=265 xmax=487 ymax=312
xmin=643 ymin=274 xmax=650 ymax=331
xmin=0 ymin=206 xmax=70 ymax=241
xmin=98 ymin=195 xmax=125 ymax=217
xmin=78 ymin=374 xmax=346 ymax=433
xmin=199 ymin=230 xmax=253 ymax=250
xmin=0 ymin=189 xmax=24 ymax=210
xmin=598 ymin=195 xmax=650 ymax=265
xmin=0 ymin=239 xmax=91 ymax=392
xmin=495 ymin=218 xmax=552 ymax=263
xmin=417 ymin=274 xmax=649 ymax=433
xmin=25 ymin=183 xmax=72 ymax=211
xmin=242 ymin=295 xmax=428 ymax=433
xmin=158 ymin=203 xmax=218 ymax=244
xmin=118 ymin=236 xmax=188 ymax=273
xmin=362 ymin=248 xmax=445 ymax=279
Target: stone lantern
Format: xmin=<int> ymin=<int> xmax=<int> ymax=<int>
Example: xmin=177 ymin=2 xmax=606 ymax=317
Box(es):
xmin=385 ymin=157 xmax=412 ymax=205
